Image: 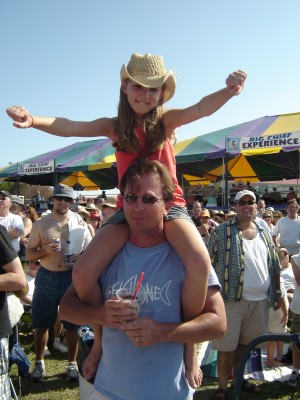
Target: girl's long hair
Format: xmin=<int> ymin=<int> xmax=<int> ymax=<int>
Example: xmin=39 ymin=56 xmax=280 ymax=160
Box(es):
xmin=114 ymin=83 xmax=166 ymax=155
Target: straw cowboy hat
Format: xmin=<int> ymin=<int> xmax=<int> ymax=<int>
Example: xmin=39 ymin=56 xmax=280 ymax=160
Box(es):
xmin=120 ymin=53 xmax=176 ymax=104
xmin=85 ymin=203 xmax=99 ymax=212
xmin=76 ymin=205 xmax=91 ymax=219
xmin=99 ymin=196 xmax=118 ymax=210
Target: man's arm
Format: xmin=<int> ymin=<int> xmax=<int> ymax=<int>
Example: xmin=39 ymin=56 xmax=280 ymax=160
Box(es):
xmin=60 ymin=284 xmax=226 ymax=345
xmin=121 ymin=287 xmax=226 ymax=346
xmin=59 ymin=283 xmax=137 ymax=326
xmin=0 ymin=256 xmax=26 ymax=292
xmin=26 ymin=220 xmax=49 ymax=260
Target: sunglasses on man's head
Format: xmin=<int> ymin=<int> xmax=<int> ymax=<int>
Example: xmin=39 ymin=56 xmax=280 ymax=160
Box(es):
xmin=123 ymin=193 xmax=164 ymax=206
xmin=237 ymin=199 xmax=256 ymax=206
xmin=53 ymin=196 xmax=72 ymax=202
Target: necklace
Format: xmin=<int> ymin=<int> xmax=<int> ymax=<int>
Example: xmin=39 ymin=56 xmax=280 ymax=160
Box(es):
xmin=57 ymin=224 xmax=62 ymax=232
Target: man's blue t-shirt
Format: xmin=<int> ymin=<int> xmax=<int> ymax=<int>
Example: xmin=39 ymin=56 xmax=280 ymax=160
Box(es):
xmin=94 ymin=241 xmax=219 ymax=400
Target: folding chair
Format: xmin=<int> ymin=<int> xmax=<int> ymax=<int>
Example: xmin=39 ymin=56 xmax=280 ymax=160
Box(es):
xmin=9 ymin=324 xmax=30 ymax=400
xmin=232 ymin=333 xmax=300 ymax=400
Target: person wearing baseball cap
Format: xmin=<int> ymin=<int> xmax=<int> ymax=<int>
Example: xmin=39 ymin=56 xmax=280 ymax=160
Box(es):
xmin=0 ymin=190 xmax=12 ymax=200
xmin=0 ymin=190 xmax=24 ymax=252
xmin=26 ymin=182 xmax=92 ymax=383
xmin=207 ymin=189 xmax=282 ymax=397
xmin=10 ymin=196 xmax=32 ymax=263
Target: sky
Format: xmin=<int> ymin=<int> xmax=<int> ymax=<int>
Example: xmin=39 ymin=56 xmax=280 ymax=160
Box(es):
xmin=1 ymin=1 xmax=300 ymax=181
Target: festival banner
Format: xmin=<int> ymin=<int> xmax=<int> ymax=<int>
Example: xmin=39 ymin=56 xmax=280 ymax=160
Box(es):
xmin=17 ymin=160 xmax=55 ymax=175
xmin=226 ymin=132 xmax=300 ymax=154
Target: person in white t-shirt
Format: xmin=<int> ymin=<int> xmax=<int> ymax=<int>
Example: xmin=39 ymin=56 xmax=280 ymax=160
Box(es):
xmin=208 ymin=189 xmax=282 ymax=398
xmin=0 ymin=190 xmax=24 ymax=252
xmin=272 ymin=200 xmax=300 ymax=256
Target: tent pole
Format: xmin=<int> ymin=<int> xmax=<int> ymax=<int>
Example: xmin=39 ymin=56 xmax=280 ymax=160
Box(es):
xmin=54 ymin=158 xmax=57 ymax=186
xmin=16 ymin=163 xmax=20 ymax=196
xmin=224 ymin=153 xmax=229 ymax=207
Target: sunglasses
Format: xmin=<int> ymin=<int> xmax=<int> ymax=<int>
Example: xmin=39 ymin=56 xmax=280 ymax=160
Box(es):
xmin=53 ymin=196 xmax=72 ymax=202
xmin=0 ymin=196 xmax=8 ymax=201
xmin=263 ymin=215 xmax=271 ymax=219
xmin=123 ymin=193 xmax=164 ymax=206
xmin=273 ymin=215 xmax=279 ymax=218
xmin=237 ymin=200 xmax=256 ymax=206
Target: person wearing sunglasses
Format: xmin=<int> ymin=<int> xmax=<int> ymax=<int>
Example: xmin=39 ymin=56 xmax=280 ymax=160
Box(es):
xmin=207 ymin=189 xmax=282 ymax=398
xmin=272 ymin=200 xmax=300 ymax=256
xmin=26 ymin=183 xmax=92 ymax=384
xmin=262 ymin=211 xmax=275 ymax=233
xmin=59 ymin=159 xmax=226 ymax=400
xmin=273 ymin=210 xmax=283 ymax=225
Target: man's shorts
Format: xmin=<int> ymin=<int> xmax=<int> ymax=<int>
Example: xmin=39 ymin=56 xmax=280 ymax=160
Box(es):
xmin=32 ymin=266 xmax=79 ymax=330
xmin=101 ymin=204 xmax=192 ymax=228
xmin=290 ymin=312 xmax=300 ymax=351
xmin=212 ymin=298 xmax=269 ymax=351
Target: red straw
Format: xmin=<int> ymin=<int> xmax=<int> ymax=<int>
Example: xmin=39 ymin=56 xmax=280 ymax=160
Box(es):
xmin=132 ymin=271 xmax=145 ymax=300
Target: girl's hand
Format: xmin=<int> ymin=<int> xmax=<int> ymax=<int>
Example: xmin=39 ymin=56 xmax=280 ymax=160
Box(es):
xmin=6 ymin=105 xmax=33 ymax=128
xmin=83 ymin=347 xmax=102 ymax=381
xmin=226 ymin=70 xmax=247 ymax=96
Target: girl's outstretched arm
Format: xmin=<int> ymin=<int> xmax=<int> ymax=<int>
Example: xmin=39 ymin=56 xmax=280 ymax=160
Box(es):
xmin=72 ymin=223 xmax=129 ymax=304
xmin=6 ymin=105 xmax=116 ymax=139
xmin=163 ymin=70 xmax=247 ymax=136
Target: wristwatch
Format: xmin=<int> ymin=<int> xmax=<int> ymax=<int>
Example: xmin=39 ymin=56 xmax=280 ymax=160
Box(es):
xmin=276 ymin=289 xmax=283 ymax=298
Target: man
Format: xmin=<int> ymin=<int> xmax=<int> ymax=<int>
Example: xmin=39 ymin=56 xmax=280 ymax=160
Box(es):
xmin=60 ymin=160 xmax=226 ymax=400
xmin=256 ymin=198 xmax=266 ymax=219
xmin=190 ymin=200 xmax=202 ymax=227
xmin=0 ymin=190 xmax=24 ymax=252
xmin=0 ymin=225 xmax=26 ymax=400
xmin=272 ymin=199 xmax=300 ymax=256
xmin=10 ymin=196 xmax=32 ymax=262
xmin=31 ymin=190 xmax=44 ymax=210
xmin=207 ymin=189 xmax=282 ymax=399
xmin=26 ymin=183 xmax=92 ymax=382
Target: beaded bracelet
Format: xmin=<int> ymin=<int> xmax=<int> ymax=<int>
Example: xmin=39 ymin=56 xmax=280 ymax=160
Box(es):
xmin=28 ymin=114 xmax=34 ymax=128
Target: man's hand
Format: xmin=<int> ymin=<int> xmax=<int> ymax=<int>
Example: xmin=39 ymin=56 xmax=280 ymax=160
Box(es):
xmin=120 ymin=317 xmax=162 ymax=347
xmin=96 ymin=298 xmax=138 ymax=328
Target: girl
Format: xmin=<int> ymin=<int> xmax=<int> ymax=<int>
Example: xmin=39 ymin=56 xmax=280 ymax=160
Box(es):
xmin=7 ymin=53 xmax=247 ymax=388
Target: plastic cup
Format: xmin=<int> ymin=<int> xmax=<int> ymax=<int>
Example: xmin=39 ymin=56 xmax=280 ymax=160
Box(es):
xmin=116 ymin=288 xmax=141 ymax=318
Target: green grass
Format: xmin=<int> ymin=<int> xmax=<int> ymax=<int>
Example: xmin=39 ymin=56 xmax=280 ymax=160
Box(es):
xmin=10 ymin=329 xmax=300 ymax=400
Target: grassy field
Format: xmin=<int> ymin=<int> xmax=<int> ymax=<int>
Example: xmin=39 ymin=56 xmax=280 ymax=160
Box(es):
xmin=9 ymin=330 xmax=300 ymax=400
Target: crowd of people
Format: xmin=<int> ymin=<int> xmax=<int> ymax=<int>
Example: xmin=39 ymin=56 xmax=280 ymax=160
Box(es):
xmin=1 ymin=51 xmax=299 ymax=400
xmin=1 ymin=175 xmax=300 ymax=399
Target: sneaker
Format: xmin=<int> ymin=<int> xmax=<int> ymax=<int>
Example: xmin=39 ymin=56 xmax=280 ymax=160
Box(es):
xmin=31 ymin=361 xmax=46 ymax=382
xmin=44 ymin=346 xmax=51 ymax=356
xmin=288 ymin=371 xmax=298 ymax=387
xmin=66 ymin=363 xmax=79 ymax=382
xmin=53 ymin=340 xmax=68 ymax=353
